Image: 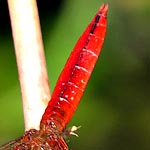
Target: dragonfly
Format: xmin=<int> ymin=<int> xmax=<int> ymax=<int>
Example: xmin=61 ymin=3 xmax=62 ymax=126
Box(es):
xmin=0 ymin=3 xmax=108 ymax=150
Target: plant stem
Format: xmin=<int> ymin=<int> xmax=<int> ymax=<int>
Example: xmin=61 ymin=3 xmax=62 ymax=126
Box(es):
xmin=7 ymin=0 xmax=51 ymax=131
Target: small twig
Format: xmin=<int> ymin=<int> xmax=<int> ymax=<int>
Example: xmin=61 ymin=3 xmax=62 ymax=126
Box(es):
xmin=7 ymin=0 xmax=51 ymax=130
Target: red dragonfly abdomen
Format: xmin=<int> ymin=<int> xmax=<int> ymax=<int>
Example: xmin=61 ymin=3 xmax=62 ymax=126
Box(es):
xmin=41 ymin=4 xmax=108 ymax=132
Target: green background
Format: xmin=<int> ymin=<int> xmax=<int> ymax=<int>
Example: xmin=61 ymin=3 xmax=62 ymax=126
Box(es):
xmin=0 ymin=0 xmax=149 ymax=149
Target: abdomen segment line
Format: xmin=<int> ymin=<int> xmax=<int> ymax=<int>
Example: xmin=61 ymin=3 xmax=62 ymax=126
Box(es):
xmin=74 ymin=64 xmax=90 ymax=73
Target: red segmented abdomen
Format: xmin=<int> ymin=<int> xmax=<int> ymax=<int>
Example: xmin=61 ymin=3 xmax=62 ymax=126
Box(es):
xmin=40 ymin=4 xmax=108 ymax=131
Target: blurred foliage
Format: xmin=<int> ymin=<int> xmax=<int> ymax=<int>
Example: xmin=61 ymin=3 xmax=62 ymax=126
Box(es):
xmin=0 ymin=0 xmax=149 ymax=149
